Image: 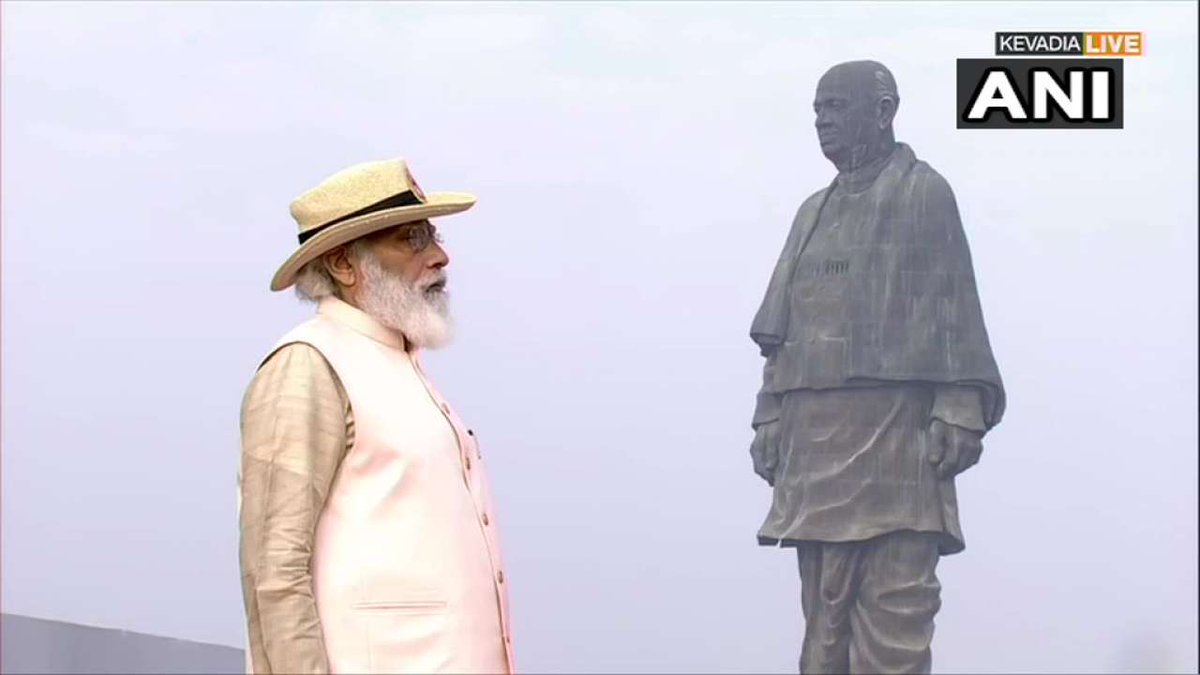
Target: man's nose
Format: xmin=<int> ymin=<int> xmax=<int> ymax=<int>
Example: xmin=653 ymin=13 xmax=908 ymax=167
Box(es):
xmin=428 ymin=242 xmax=450 ymax=270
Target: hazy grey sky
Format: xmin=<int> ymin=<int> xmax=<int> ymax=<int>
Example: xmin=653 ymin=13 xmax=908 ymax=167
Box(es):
xmin=2 ymin=2 xmax=1197 ymax=673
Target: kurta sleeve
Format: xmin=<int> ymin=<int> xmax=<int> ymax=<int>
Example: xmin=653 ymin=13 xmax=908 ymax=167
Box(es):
xmin=238 ymin=342 xmax=353 ymax=675
xmin=930 ymin=384 xmax=986 ymax=433
xmin=751 ymin=355 xmax=782 ymax=429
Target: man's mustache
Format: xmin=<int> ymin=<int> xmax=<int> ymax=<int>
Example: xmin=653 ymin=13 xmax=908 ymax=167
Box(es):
xmin=423 ymin=273 xmax=449 ymax=292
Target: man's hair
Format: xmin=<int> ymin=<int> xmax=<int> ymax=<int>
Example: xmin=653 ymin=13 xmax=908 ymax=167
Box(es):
xmin=294 ymin=238 xmax=371 ymax=303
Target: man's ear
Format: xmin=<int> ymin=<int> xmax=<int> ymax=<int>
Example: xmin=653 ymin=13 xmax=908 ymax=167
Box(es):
xmin=323 ymin=246 xmax=356 ymax=289
xmin=877 ymin=96 xmax=898 ymax=130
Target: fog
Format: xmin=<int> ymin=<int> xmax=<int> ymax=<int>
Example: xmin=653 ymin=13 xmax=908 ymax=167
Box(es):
xmin=2 ymin=2 xmax=1197 ymax=672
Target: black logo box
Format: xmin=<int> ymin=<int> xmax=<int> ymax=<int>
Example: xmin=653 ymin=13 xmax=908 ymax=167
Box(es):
xmin=956 ymin=58 xmax=1124 ymax=129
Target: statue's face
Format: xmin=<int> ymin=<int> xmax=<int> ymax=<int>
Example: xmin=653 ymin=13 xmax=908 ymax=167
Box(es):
xmin=813 ymin=66 xmax=883 ymax=165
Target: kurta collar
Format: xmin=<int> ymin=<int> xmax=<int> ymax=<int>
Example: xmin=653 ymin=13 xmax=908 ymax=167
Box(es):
xmin=835 ymin=142 xmax=905 ymax=194
xmin=317 ymin=296 xmax=409 ymax=351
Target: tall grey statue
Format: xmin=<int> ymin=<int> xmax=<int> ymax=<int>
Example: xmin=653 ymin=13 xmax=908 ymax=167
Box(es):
xmin=749 ymin=61 xmax=1006 ymax=674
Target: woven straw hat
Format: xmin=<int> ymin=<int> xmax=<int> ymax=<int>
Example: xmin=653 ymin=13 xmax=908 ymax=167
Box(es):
xmin=270 ymin=158 xmax=475 ymax=291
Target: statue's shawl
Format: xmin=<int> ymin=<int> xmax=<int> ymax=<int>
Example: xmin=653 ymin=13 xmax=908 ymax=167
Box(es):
xmin=750 ymin=143 xmax=1006 ymax=428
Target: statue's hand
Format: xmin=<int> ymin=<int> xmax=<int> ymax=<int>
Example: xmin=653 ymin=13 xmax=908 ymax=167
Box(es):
xmin=928 ymin=418 xmax=983 ymax=479
xmin=750 ymin=421 xmax=781 ymax=487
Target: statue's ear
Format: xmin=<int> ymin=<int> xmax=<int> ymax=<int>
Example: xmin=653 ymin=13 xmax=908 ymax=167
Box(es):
xmin=878 ymin=95 xmax=898 ymax=130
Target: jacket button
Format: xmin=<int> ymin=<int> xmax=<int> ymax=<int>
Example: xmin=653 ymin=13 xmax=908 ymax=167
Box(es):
xmin=482 ymin=513 xmax=490 ymax=526
xmin=468 ymin=429 xmax=475 ymax=436
xmin=497 ymin=571 xmax=505 ymax=584
xmin=465 ymin=457 xmax=472 ymax=471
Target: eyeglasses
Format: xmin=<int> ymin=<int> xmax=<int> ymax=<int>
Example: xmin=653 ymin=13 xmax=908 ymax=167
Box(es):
xmin=396 ymin=221 xmax=444 ymax=253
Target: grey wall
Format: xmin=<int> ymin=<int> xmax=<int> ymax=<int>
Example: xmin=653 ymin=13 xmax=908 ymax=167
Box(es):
xmin=0 ymin=613 xmax=243 ymax=674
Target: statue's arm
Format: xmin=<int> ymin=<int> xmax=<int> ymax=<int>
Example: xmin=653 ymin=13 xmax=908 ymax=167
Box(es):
xmin=928 ymin=384 xmax=986 ymax=478
xmin=749 ymin=356 xmax=782 ymax=486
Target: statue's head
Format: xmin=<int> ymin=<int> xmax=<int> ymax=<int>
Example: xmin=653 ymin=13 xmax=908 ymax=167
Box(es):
xmin=813 ymin=60 xmax=900 ymax=169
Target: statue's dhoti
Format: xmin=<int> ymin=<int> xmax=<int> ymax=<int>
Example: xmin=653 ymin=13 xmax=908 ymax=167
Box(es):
xmin=759 ymin=387 xmax=959 ymax=674
xmin=795 ymin=531 xmax=941 ymax=674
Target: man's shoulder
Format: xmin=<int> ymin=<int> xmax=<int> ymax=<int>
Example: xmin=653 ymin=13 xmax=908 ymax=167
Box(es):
xmin=247 ymin=309 xmax=349 ymax=381
xmin=243 ymin=341 xmax=344 ymax=412
xmin=261 ymin=341 xmax=328 ymax=370
xmin=252 ymin=341 xmax=337 ymax=387
xmin=263 ymin=312 xmax=350 ymax=360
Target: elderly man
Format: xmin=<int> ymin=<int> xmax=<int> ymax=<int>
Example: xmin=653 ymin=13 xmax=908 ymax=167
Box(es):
xmin=749 ymin=61 xmax=1006 ymax=674
xmin=238 ymin=158 xmax=514 ymax=674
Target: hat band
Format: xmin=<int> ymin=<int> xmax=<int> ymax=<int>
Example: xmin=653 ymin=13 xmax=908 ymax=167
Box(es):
xmin=297 ymin=190 xmax=424 ymax=244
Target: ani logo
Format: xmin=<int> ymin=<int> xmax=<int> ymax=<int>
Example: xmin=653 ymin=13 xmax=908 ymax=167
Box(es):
xmin=956 ymin=31 xmax=1141 ymax=129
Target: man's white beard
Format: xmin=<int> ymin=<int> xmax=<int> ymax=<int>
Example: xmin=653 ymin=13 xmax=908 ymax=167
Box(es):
xmin=356 ymin=251 xmax=454 ymax=350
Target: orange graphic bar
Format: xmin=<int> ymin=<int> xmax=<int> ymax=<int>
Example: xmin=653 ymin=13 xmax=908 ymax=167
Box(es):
xmin=1084 ymin=32 xmax=1143 ymax=57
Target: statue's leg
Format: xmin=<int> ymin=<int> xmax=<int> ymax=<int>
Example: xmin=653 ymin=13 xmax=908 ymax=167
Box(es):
xmin=847 ymin=531 xmax=942 ymax=674
xmin=796 ymin=541 xmax=860 ymax=674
